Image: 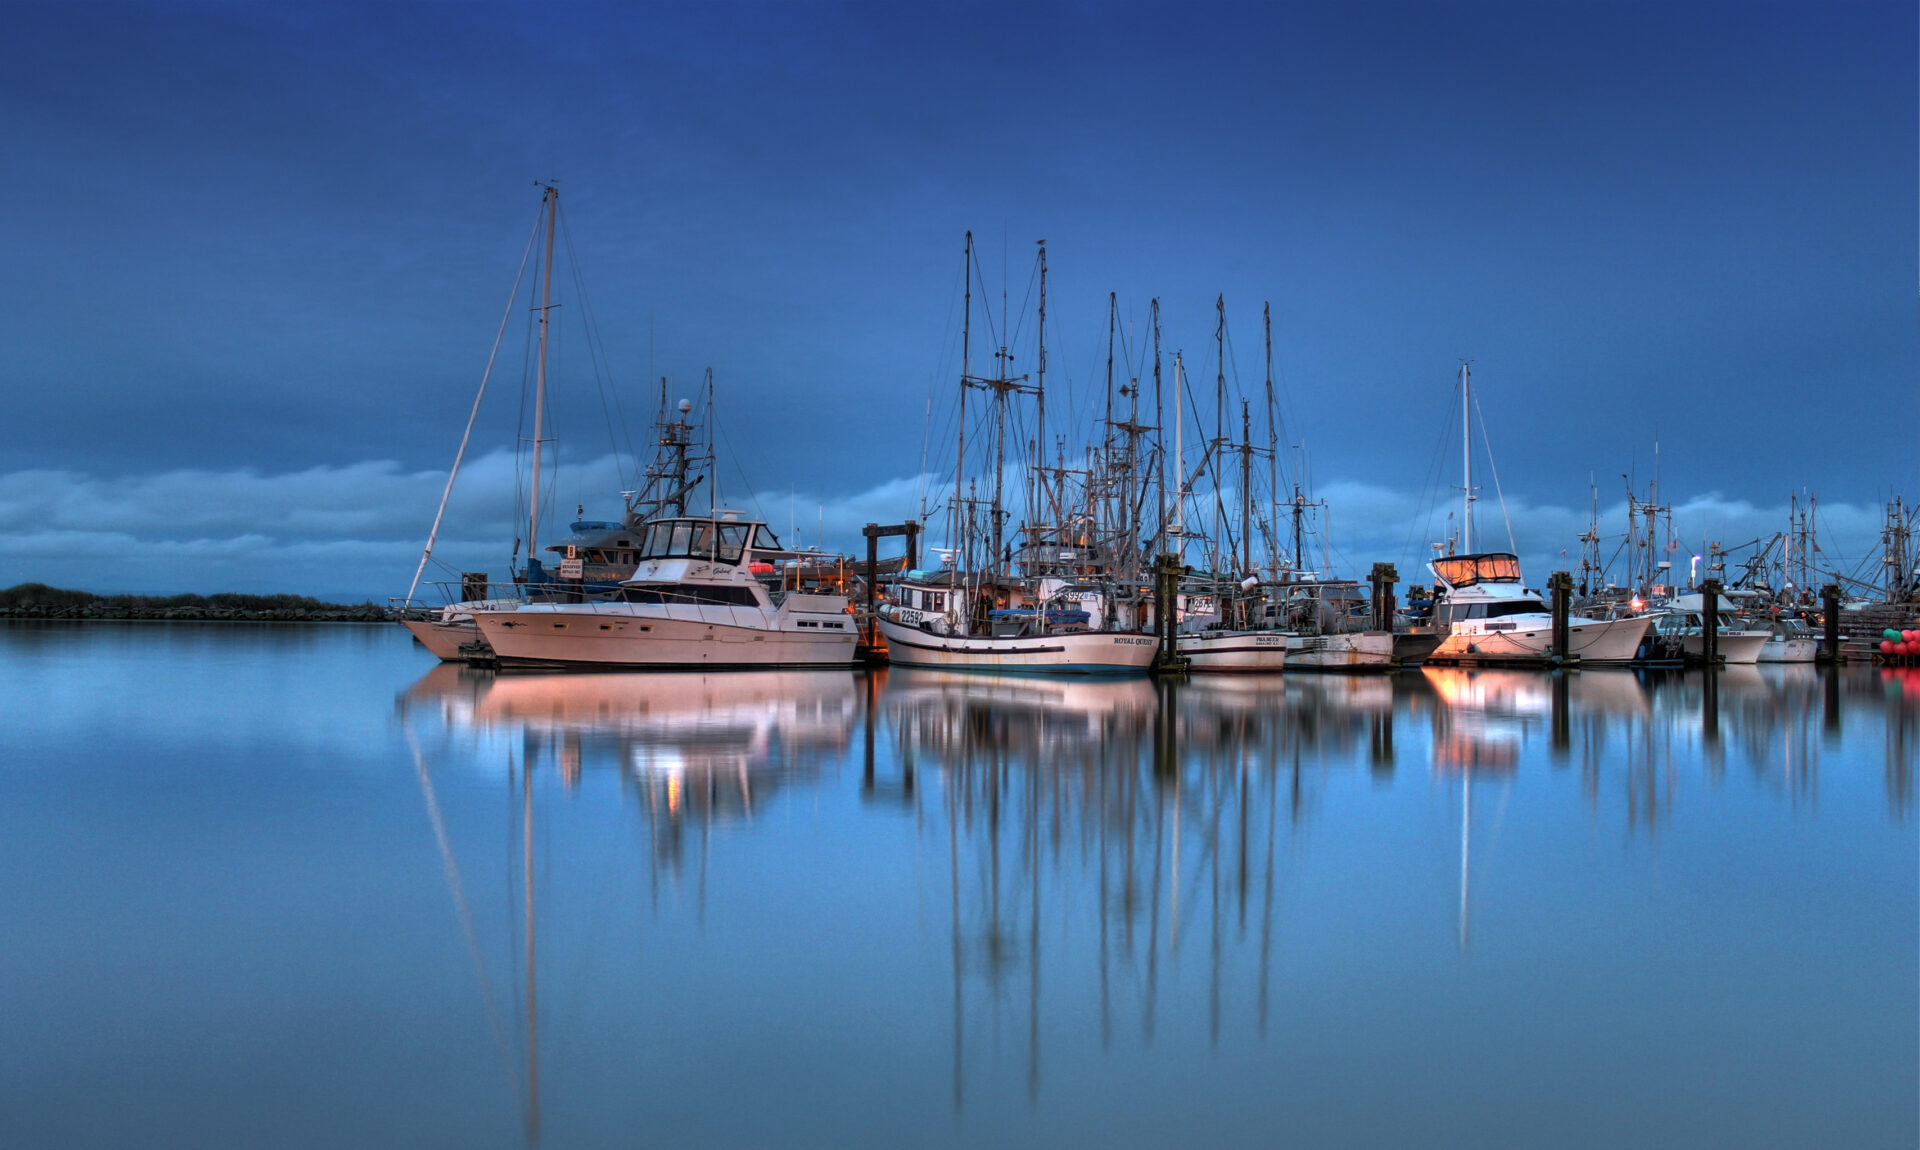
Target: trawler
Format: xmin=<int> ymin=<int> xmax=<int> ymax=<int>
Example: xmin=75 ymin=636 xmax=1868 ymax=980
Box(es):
xmin=876 ymin=235 xmax=1155 ymax=675
xmin=470 ymin=513 xmax=859 ymax=669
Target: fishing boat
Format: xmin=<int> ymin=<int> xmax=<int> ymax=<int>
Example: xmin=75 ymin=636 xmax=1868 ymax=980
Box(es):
xmin=470 ymin=513 xmax=859 ymax=669
xmin=877 ymin=235 xmax=1154 ymax=676
xmin=1646 ymin=593 xmax=1773 ymax=665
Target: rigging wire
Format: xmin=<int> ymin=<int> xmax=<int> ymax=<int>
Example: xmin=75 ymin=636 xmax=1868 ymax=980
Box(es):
xmin=557 ymin=204 xmax=637 ymax=492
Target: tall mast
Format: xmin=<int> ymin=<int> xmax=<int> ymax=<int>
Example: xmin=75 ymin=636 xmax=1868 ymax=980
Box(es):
xmin=1214 ymin=296 xmax=1227 ymax=573
xmin=1460 ymin=362 xmax=1474 ymax=555
xmin=1152 ymin=301 xmax=1164 ymax=556
xmin=1239 ymin=400 xmax=1253 ymax=577
xmin=528 ymin=184 xmax=558 ymax=569
xmin=1173 ymin=352 xmax=1186 ymax=549
xmin=955 ymin=233 xmax=971 ymax=563
xmin=1032 ymin=240 xmax=1047 ymax=557
xmin=1104 ymin=294 xmax=1116 ymax=449
xmin=1264 ymin=303 xmax=1278 ymax=576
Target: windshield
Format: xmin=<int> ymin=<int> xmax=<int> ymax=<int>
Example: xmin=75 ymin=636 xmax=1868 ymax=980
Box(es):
xmin=637 ymin=519 xmax=751 ymax=565
xmin=1433 ymin=553 xmax=1521 ymax=587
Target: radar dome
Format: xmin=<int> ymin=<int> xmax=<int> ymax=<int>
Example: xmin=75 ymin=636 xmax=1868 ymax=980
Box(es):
xmin=677 ymin=398 xmax=693 ymax=414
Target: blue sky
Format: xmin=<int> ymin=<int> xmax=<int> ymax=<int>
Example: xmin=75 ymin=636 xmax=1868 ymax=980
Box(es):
xmin=0 ymin=1 xmax=1913 ymax=598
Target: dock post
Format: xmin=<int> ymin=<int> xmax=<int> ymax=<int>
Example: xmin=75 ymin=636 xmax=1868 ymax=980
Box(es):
xmin=905 ymin=520 xmax=920 ymax=573
xmin=1368 ymin=562 xmax=1398 ymax=632
xmin=1820 ymin=583 xmax=1843 ymax=663
xmin=1153 ymin=553 xmax=1187 ymax=674
xmin=864 ymin=528 xmax=879 ymax=645
xmin=1701 ymin=579 xmax=1723 ymax=666
xmin=1548 ymin=571 xmax=1574 ymax=663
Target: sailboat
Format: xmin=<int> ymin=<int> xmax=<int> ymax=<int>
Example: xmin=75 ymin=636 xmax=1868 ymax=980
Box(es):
xmin=400 ymin=184 xmax=570 ymax=660
xmin=1425 ymin=365 xmax=1651 ymax=665
xmin=875 ymin=235 xmax=1156 ymax=675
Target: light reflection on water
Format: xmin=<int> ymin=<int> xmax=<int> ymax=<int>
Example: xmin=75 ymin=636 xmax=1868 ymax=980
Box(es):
xmin=1 ymin=623 xmax=1914 ymax=1149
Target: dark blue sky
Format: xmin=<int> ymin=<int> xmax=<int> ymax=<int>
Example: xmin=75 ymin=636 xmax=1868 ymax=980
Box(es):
xmin=0 ymin=1 xmax=1913 ymax=595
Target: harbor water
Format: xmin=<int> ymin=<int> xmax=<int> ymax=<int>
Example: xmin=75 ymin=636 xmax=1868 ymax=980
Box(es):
xmin=2 ymin=623 xmax=1914 ymax=1149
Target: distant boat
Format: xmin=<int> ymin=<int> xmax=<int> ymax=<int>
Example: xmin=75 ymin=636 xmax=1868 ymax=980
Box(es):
xmin=470 ymin=513 xmax=859 ymax=669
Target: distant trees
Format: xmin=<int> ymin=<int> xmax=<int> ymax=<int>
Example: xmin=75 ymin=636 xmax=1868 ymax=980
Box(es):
xmin=0 ymin=583 xmax=361 ymax=611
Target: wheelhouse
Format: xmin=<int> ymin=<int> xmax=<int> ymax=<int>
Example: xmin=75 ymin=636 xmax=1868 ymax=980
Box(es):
xmin=630 ymin=517 xmax=783 ymax=567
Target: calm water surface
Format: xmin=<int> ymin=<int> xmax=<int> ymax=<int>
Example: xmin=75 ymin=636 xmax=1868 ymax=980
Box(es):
xmin=2 ymin=623 xmax=1914 ymax=1149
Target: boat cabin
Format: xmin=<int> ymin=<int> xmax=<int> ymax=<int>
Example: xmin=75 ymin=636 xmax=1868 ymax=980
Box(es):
xmin=628 ymin=516 xmax=783 ymax=567
xmin=1431 ymin=553 xmax=1523 ymax=589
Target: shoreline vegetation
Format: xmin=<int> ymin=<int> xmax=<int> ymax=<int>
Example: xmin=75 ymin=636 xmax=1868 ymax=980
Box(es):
xmin=0 ymin=583 xmax=391 ymax=623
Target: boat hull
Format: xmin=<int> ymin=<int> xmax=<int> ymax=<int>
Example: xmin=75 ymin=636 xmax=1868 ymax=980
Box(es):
xmin=1681 ymin=631 xmax=1772 ymax=665
xmin=877 ymin=617 xmax=1156 ymax=675
xmin=403 ymin=619 xmax=484 ymax=661
xmin=1429 ymin=614 xmax=1650 ymax=665
xmin=1284 ymin=631 xmax=1395 ymax=670
xmin=1177 ymin=631 xmax=1289 ymax=672
xmin=473 ymin=607 xmax=858 ymax=669
xmin=1755 ymin=636 xmax=1818 ymax=663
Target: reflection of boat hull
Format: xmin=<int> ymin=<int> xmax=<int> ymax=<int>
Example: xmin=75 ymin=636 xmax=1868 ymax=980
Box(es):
xmin=1755 ymin=636 xmax=1817 ymax=663
xmin=877 ymin=617 xmax=1156 ymax=674
xmin=1178 ymin=631 xmax=1288 ymax=672
xmin=403 ymin=618 xmax=484 ymax=661
xmin=474 ymin=608 xmax=858 ymax=669
xmin=1285 ymin=631 xmax=1395 ymax=670
xmin=1430 ymin=615 xmax=1649 ymax=665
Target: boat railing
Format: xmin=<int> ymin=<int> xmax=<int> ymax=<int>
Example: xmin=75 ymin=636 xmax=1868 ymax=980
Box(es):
xmin=388 ymin=580 xmax=535 ymax=618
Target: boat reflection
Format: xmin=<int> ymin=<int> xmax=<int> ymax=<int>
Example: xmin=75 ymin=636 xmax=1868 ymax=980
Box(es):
xmin=392 ymin=659 xmax=1911 ymax=1136
xmin=404 ymin=666 xmax=859 ymax=833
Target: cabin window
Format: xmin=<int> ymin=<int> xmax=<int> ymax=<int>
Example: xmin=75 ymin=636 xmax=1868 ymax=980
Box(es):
xmin=715 ymin=524 xmax=749 ymax=565
xmin=620 ymin=584 xmax=761 ymax=607
xmin=752 ymin=525 xmax=783 ymax=551
xmin=1485 ymin=600 xmax=1546 ymax=618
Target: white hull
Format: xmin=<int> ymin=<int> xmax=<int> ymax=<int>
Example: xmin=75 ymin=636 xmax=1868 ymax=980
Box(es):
xmin=1178 ymin=631 xmax=1289 ymax=672
xmin=1755 ymin=636 xmax=1818 ymax=663
xmin=473 ymin=604 xmax=857 ymax=669
xmin=877 ymin=617 xmax=1155 ymax=674
xmin=1430 ymin=614 xmax=1649 ymax=665
xmin=1681 ymin=631 xmax=1772 ymax=665
xmin=403 ymin=619 xmax=484 ymax=661
xmin=1284 ymin=631 xmax=1395 ymax=670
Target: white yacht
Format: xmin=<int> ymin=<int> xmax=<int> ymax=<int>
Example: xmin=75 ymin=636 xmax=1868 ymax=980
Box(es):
xmin=1425 ymin=553 xmax=1651 ymax=665
xmin=470 ymin=515 xmax=859 ymax=669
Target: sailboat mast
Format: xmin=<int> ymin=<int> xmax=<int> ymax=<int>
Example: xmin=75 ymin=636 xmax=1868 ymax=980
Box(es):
xmin=1460 ymin=363 xmax=1473 ymax=555
xmin=527 ymin=184 xmax=558 ymax=570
